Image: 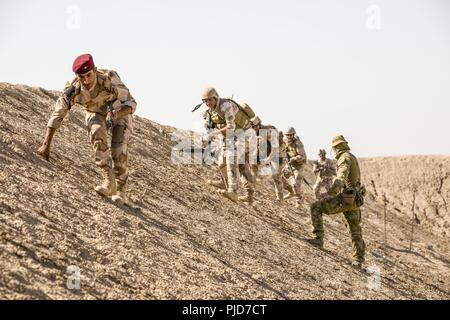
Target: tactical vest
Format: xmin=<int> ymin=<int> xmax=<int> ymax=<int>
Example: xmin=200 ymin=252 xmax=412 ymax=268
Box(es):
xmin=283 ymin=136 xmax=306 ymax=167
xmin=285 ymin=137 xmax=300 ymax=158
xmin=69 ymin=69 xmax=118 ymax=114
xmin=207 ymin=98 xmax=254 ymax=130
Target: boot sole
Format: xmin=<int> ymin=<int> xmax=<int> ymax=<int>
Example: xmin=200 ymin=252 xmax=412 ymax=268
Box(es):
xmin=94 ymin=188 xmax=112 ymax=198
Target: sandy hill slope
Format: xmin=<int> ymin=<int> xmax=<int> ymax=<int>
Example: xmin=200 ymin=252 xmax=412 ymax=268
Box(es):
xmin=0 ymin=82 xmax=448 ymax=299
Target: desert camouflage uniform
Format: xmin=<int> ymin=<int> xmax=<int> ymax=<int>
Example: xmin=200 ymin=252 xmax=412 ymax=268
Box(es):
xmin=251 ymin=125 xmax=285 ymax=200
xmin=204 ymin=99 xmax=253 ymax=196
xmin=47 ymin=69 xmax=136 ymax=193
xmin=310 ymin=136 xmax=366 ymax=264
xmin=313 ymin=158 xmax=336 ymax=199
xmin=281 ymin=136 xmax=307 ymax=202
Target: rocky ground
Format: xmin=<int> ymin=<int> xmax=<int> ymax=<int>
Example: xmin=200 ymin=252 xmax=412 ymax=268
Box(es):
xmin=0 ymin=82 xmax=448 ymax=299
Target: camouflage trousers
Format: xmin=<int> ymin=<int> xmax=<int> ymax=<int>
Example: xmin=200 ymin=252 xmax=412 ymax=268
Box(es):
xmin=310 ymin=195 xmax=366 ymax=263
xmin=218 ymin=139 xmax=254 ymax=195
xmin=281 ymin=165 xmax=303 ymax=200
xmin=85 ymin=112 xmax=132 ymax=190
xmin=313 ymin=176 xmax=334 ymax=199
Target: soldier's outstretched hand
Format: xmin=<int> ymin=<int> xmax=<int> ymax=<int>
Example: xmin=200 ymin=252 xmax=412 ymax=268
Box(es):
xmin=37 ymin=143 xmax=51 ymax=161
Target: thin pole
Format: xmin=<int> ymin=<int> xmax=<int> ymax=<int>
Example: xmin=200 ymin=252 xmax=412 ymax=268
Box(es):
xmin=383 ymin=194 xmax=387 ymax=250
xmin=409 ymin=188 xmax=416 ymax=251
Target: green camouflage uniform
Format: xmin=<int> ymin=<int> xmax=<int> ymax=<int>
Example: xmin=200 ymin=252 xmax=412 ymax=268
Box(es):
xmin=252 ymin=125 xmax=284 ymax=199
xmin=47 ymin=69 xmax=137 ymax=193
xmin=310 ymin=136 xmax=366 ymax=264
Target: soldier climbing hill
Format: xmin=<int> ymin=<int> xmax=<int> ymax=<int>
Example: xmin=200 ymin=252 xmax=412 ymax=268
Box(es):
xmin=37 ymin=54 xmax=137 ymax=206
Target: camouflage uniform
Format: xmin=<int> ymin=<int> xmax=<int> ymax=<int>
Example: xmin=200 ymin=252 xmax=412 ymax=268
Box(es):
xmin=204 ymin=98 xmax=254 ymax=197
xmin=309 ymin=136 xmax=366 ymax=265
xmin=313 ymin=155 xmax=336 ymax=199
xmin=47 ymin=69 xmax=136 ymax=197
xmin=252 ymin=125 xmax=284 ymax=200
xmin=281 ymin=135 xmax=307 ymax=204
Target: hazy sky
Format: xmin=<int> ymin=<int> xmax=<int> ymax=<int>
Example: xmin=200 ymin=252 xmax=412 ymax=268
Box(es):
xmin=1 ymin=0 xmax=449 ymax=157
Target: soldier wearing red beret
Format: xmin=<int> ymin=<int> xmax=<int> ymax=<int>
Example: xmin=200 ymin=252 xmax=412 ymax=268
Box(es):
xmin=37 ymin=54 xmax=137 ymax=206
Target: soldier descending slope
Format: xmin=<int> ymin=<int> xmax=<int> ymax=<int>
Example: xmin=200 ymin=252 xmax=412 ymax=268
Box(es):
xmin=199 ymin=87 xmax=255 ymax=204
xmin=37 ymin=54 xmax=137 ymax=206
xmin=281 ymin=127 xmax=307 ymax=208
xmin=313 ymin=149 xmax=336 ymax=199
xmin=307 ymin=135 xmax=367 ymax=268
xmin=249 ymin=116 xmax=285 ymax=201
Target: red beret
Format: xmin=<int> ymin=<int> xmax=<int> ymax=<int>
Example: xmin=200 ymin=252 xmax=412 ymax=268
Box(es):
xmin=72 ymin=54 xmax=95 ymax=74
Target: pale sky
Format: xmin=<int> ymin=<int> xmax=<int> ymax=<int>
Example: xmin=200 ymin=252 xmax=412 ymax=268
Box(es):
xmin=1 ymin=0 xmax=449 ymax=157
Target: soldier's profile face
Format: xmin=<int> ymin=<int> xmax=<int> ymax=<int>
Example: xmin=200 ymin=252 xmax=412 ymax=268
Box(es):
xmin=286 ymin=134 xmax=294 ymax=141
xmin=77 ymin=69 xmax=96 ymax=89
xmin=203 ymin=97 xmax=216 ymax=109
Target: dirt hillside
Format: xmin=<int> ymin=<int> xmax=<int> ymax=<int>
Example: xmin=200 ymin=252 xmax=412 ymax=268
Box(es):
xmin=0 ymin=82 xmax=448 ymax=299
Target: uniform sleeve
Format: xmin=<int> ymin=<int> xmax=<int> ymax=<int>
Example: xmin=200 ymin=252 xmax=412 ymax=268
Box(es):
xmin=221 ymin=101 xmax=239 ymax=131
xmin=109 ymin=71 xmax=137 ymax=114
xmin=47 ymin=81 xmax=72 ymax=129
xmin=293 ymin=140 xmax=307 ymax=163
xmin=336 ymin=155 xmax=350 ymax=181
xmin=331 ymin=154 xmax=351 ymax=194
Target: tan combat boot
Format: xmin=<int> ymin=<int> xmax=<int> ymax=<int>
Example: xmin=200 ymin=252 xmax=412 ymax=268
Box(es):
xmin=284 ymin=186 xmax=295 ymax=200
xmin=217 ymin=189 xmax=238 ymax=202
xmin=306 ymin=238 xmax=324 ymax=249
xmin=111 ymin=182 xmax=129 ymax=206
xmin=207 ymin=179 xmax=226 ymax=190
xmin=94 ymin=167 xmax=116 ymax=197
xmin=238 ymin=193 xmax=254 ymax=205
xmin=276 ymin=192 xmax=284 ymax=203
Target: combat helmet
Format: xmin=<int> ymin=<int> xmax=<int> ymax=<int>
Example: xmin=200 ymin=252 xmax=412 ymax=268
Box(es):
xmin=332 ymin=135 xmax=348 ymax=147
xmin=202 ymin=87 xmax=219 ymax=100
xmin=283 ymin=127 xmax=296 ymax=135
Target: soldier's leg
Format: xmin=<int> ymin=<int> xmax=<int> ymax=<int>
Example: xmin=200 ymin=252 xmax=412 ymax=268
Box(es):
xmin=239 ymin=163 xmax=254 ymax=193
xmin=208 ymin=155 xmax=228 ymax=190
xmin=238 ymin=162 xmax=254 ymax=204
xmin=310 ymin=195 xmax=343 ymax=242
xmin=251 ymin=164 xmax=259 ymax=186
xmin=226 ymin=153 xmax=239 ymax=193
xmin=342 ymin=209 xmax=366 ymax=263
xmin=282 ymin=173 xmax=296 ymax=198
xmin=313 ymin=177 xmax=321 ymax=199
xmin=293 ymin=168 xmax=303 ymax=197
xmin=86 ymin=112 xmax=116 ymax=196
xmin=110 ymin=117 xmax=132 ymax=204
xmin=293 ymin=168 xmax=303 ymax=207
xmin=272 ymin=166 xmax=284 ymax=200
xmin=216 ymin=140 xmax=239 ymax=202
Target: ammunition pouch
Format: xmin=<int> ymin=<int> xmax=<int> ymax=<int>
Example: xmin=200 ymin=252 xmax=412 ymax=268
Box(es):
xmin=340 ymin=189 xmax=356 ymax=210
xmin=340 ymin=184 xmax=366 ymax=209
